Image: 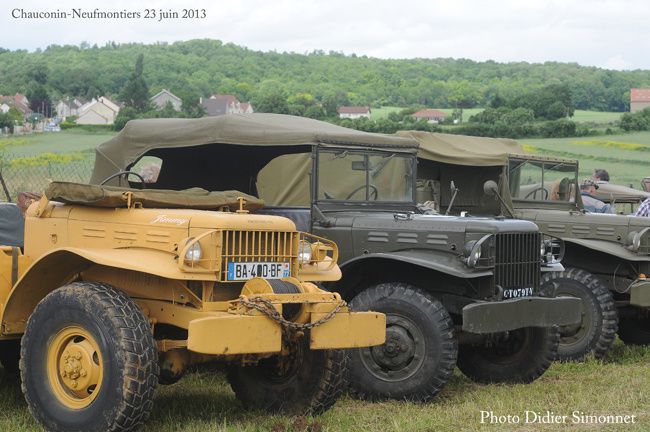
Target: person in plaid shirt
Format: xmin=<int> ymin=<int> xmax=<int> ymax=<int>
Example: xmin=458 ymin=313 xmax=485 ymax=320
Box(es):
xmin=635 ymin=197 xmax=650 ymax=217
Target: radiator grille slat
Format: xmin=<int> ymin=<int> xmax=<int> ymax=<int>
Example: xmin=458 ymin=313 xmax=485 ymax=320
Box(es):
xmin=494 ymin=232 xmax=540 ymax=290
xmin=221 ymin=230 xmax=297 ymax=273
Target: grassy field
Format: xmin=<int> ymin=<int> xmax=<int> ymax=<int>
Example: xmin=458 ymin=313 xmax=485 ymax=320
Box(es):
xmin=372 ymin=107 xmax=622 ymax=125
xmin=522 ymin=131 xmax=650 ymax=186
xmin=0 ymin=129 xmax=115 ymax=158
xmin=0 ymin=341 xmax=648 ymax=431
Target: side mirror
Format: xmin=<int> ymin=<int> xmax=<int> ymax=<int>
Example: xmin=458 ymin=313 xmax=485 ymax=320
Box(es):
xmin=483 ymin=180 xmax=498 ymax=197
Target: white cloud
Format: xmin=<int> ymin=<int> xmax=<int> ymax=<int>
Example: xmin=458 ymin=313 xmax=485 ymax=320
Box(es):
xmin=1 ymin=0 xmax=649 ymax=69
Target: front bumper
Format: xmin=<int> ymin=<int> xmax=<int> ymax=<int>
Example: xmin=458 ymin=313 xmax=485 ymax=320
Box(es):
xmin=187 ymin=302 xmax=386 ymax=355
xmin=462 ymin=296 xmax=582 ymax=334
xmin=630 ymin=279 xmax=650 ymax=307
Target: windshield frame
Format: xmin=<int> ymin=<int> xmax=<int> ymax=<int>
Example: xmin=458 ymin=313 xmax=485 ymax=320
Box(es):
xmin=313 ymin=147 xmax=418 ymax=208
xmin=508 ymin=156 xmax=581 ymax=209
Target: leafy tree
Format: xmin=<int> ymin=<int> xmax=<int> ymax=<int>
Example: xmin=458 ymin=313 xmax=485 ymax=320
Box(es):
xmin=113 ymin=107 xmax=138 ymax=131
xmin=27 ymin=85 xmax=52 ymax=116
xmin=7 ymin=107 xmax=23 ymax=124
xmin=252 ymin=90 xmax=289 ymax=114
xmin=27 ymin=63 xmax=49 ymax=85
xmin=0 ymin=112 xmax=13 ymax=132
xmin=119 ymin=54 xmax=151 ymax=112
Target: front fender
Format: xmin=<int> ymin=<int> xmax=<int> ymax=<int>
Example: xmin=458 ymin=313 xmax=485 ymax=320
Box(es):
xmin=564 ymin=238 xmax=650 ymax=262
xmin=2 ymin=247 xmax=217 ymax=334
xmin=340 ymin=249 xmax=492 ymax=279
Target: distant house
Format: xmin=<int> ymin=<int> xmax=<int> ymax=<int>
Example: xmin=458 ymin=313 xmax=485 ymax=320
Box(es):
xmin=76 ymin=96 xmax=120 ymax=125
xmin=55 ymin=97 xmax=86 ymax=119
xmin=337 ymin=106 xmax=371 ymax=119
xmin=240 ymin=102 xmax=254 ymax=114
xmin=412 ymin=109 xmax=447 ymax=124
xmin=151 ymin=89 xmax=182 ymax=111
xmin=0 ymin=93 xmax=31 ymax=117
xmin=200 ymin=94 xmax=253 ymax=116
xmin=630 ymin=88 xmax=650 ymax=113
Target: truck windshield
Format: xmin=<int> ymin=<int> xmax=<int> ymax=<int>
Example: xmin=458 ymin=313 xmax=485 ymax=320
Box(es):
xmin=317 ymin=150 xmax=414 ymax=203
xmin=509 ymin=158 xmax=579 ymax=203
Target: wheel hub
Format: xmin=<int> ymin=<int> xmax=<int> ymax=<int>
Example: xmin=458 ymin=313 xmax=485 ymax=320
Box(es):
xmin=359 ymin=313 xmax=425 ymax=382
xmin=373 ymin=326 xmax=415 ymax=368
xmin=47 ymin=326 xmax=103 ymax=409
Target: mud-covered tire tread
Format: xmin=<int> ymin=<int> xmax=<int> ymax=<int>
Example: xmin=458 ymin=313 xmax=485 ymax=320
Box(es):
xmin=541 ymin=267 xmax=618 ymax=360
xmin=347 ymin=282 xmax=457 ymax=402
xmin=20 ymin=282 xmax=159 ymax=432
xmin=227 ymin=338 xmax=346 ymax=416
xmin=457 ymin=326 xmax=559 ymax=384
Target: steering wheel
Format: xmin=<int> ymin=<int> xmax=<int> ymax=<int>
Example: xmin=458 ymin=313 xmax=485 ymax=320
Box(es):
xmin=524 ymin=187 xmax=548 ymax=200
xmin=100 ymin=171 xmax=146 ymax=189
xmin=345 ymin=184 xmax=378 ymax=200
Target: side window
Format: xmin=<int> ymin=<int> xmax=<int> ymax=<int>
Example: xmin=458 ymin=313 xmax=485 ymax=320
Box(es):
xmin=509 ymin=159 xmax=576 ymax=202
xmin=510 ymin=161 xmax=544 ymax=200
xmin=130 ymin=156 xmax=163 ymax=185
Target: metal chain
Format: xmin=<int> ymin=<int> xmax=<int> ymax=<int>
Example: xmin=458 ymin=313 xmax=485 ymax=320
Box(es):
xmin=238 ymin=296 xmax=346 ymax=332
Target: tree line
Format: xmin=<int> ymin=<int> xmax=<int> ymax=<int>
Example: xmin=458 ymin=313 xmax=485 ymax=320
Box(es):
xmin=1 ymin=39 xmax=649 ymax=117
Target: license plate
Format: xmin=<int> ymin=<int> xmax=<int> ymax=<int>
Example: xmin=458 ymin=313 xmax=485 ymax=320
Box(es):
xmin=227 ymin=262 xmax=290 ymax=281
xmin=502 ymin=287 xmax=534 ymax=299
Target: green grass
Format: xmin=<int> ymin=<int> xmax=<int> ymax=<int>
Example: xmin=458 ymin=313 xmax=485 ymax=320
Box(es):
xmin=0 ymin=129 xmax=116 ymax=158
xmin=371 ymin=106 xmax=403 ymax=119
xmin=0 ymin=341 xmax=648 ymax=431
xmin=572 ymin=110 xmax=622 ymax=124
xmin=522 ymin=131 xmax=650 ymax=186
xmin=372 ymin=107 xmax=623 ymax=125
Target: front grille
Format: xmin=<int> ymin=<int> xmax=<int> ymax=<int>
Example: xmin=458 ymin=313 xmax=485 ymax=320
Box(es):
xmin=494 ymin=232 xmax=541 ymax=290
xmin=221 ymin=230 xmax=297 ymax=267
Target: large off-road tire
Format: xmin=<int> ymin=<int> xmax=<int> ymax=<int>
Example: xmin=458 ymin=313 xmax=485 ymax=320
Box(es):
xmin=227 ymin=334 xmax=345 ymax=415
xmin=346 ymin=283 xmax=457 ymax=402
xmin=618 ymin=309 xmax=650 ymax=346
xmin=457 ymin=327 xmax=559 ymax=384
xmin=20 ymin=282 xmax=159 ymax=432
xmin=541 ymin=267 xmax=618 ymax=360
xmin=0 ymin=339 xmax=21 ymax=375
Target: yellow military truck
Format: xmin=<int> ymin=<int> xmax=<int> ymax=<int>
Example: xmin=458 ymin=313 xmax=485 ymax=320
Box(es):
xmin=0 ymin=181 xmax=385 ymax=432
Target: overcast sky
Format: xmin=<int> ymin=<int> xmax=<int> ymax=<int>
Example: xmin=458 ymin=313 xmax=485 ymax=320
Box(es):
xmin=2 ymin=0 xmax=649 ymax=70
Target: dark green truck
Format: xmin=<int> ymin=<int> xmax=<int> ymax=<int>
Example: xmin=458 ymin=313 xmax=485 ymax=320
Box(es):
xmin=409 ymin=130 xmax=650 ymax=361
xmin=90 ymin=114 xmax=581 ymax=401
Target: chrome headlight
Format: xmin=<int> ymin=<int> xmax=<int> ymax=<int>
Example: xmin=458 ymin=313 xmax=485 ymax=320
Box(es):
xmin=540 ymin=237 xmax=563 ymax=264
xmin=626 ymin=228 xmax=650 ymax=253
xmin=298 ymin=240 xmax=312 ymax=264
xmin=464 ymin=240 xmax=483 ymax=267
xmin=185 ymin=241 xmax=202 ymax=262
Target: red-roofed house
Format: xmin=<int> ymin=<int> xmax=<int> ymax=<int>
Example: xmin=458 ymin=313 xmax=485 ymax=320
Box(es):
xmin=412 ymin=109 xmax=447 ymax=124
xmin=0 ymin=93 xmax=31 ymax=117
xmin=337 ymin=106 xmax=371 ymax=119
xmin=631 ymin=88 xmax=650 ymax=113
xmin=200 ymin=94 xmax=253 ymax=116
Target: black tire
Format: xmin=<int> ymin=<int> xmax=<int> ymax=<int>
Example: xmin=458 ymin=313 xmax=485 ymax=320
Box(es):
xmin=0 ymin=339 xmax=21 ymax=375
xmin=457 ymin=326 xmax=559 ymax=384
xmin=227 ymin=334 xmax=345 ymax=415
xmin=618 ymin=309 xmax=650 ymax=345
xmin=541 ymin=267 xmax=618 ymax=360
xmin=346 ymin=283 xmax=457 ymax=402
xmin=20 ymin=282 xmax=159 ymax=432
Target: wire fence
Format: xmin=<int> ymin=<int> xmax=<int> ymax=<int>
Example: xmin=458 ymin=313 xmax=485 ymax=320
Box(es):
xmin=0 ymin=158 xmax=94 ymax=202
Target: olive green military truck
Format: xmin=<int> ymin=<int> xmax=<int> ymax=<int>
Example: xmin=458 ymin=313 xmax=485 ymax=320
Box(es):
xmin=409 ymin=130 xmax=650 ymax=361
xmin=88 ymin=114 xmax=581 ymax=403
xmin=0 ymin=182 xmax=385 ymax=432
